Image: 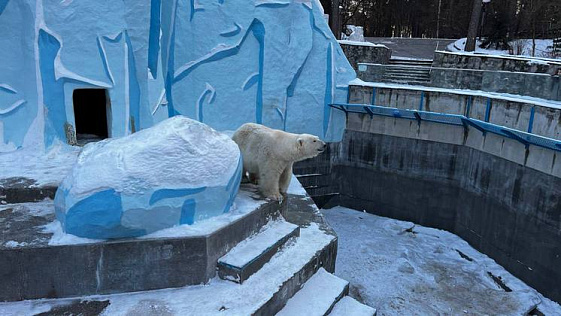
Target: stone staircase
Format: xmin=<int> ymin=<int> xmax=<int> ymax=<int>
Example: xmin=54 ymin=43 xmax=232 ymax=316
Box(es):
xmin=276 ymin=268 xmax=376 ymax=316
xmin=216 ymin=213 xmax=376 ymax=315
xmin=382 ymin=59 xmax=432 ymax=85
xmin=217 ymin=218 xmax=300 ymax=284
xmin=0 ymin=180 xmax=376 ymax=315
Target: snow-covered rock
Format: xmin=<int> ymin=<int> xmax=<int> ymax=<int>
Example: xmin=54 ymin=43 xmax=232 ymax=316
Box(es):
xmin=54 ymin=116 xmax=242 ymax=239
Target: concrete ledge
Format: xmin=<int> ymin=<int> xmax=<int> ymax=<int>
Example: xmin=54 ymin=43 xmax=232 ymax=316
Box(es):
xmin=433 ymin=51 xmax=561 ymax=74
xmin=349 ymin=84 xmax=561 ymax=142
xmin=0 ymin=188 xmax=280 ymax=302
xmin=0 ymin=177 xmax=57 ymax=204
xmin=339 ymin=43 xmax=391 ymax=70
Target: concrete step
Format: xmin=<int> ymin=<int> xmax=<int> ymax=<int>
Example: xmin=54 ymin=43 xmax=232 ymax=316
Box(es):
xmin=383 ymin=79 xmax=431 ymax=85
xmin=276 ymin=268 xmax=349 ymax=316
xmin=218 ymin=218 xmax=300 ymax=284
xmin=384 ymin=73 xmax=430 ymax=79
xmin=0 ymin=193 xmax=339 ymax=315
xmin=329 ymin=296 xmax=377 ymax=316
xmin=389 ymin=59 xmax=433 ymax=66
xmin=383 ymin=75 xmax=430 ymax=81
xmin=384 ymin=65 xmax=432 ymax=72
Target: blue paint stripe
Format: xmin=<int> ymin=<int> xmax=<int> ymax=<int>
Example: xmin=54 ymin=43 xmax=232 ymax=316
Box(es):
xmin=166 ymin=14 xmax=177 ymax=117
xmin=220 ymin=23 xmax=241 ymax=37
xmin=0 ymin=0 xmax=8 ymax=15
xmin=528 ymin=106 xmax=535 ymax=133
xmin=466 ymin=96 xmax=472 ymax=117
xmin=124 ymin=31 xmax=141 ymax=130
xmin=180 ymin=199 xmax=196 ymax=225
xmin=485 ymin=97 xmax=492 ymax=122
xmin=148 ymin=0 xmax=162 ymax=79
xmin=370 ymin=87 xmax=376 ymax=106
xmin=149 ymin=187 xmax=206 ymax=205
xmin=96 ymin=37 xmax=114 ymax=85
xmin=419 ymin=91 xmax=425 ymax=111
xmin=323 ymin=43 xmax=333 ymax=138
xmin=242 ymin=73 xmax=259 ymax=91
xmin=253 ymin=20 xmax=265 ymax=124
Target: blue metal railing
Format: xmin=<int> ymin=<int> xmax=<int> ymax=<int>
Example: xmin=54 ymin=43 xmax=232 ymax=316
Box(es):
xmin=330 ymin=102 xmax=561 ymax=152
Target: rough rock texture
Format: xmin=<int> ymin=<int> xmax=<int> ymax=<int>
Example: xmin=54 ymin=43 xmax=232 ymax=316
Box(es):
xmin=0 ymin=0 xmax=355 ymax=151
xmin=54 ymin=116 xmax=242 ymax=239
xmin=339 ymin=42 xmax=391 ymax=70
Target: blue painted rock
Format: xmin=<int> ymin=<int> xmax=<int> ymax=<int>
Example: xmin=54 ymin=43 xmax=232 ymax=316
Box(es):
xmin=54 ymin=116 xmax=242 ymax=239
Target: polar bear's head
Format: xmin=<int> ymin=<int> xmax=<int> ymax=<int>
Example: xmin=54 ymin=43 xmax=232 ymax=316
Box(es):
xmin=297 ymin=134 xmax=327 ymax=160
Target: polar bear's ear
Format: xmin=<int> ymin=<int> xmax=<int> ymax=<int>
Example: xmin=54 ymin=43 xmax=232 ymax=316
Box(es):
xmin=297 ymin=138 xmax=304 ymax=147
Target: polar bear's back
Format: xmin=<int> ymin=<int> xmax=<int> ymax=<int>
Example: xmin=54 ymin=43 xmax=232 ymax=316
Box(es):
xmin=232 ymin=123 xmax=296 ymax=171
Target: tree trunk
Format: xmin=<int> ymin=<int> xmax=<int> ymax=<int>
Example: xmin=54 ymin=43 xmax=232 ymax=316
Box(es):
xmin=331 ymin=0 xmax=341 ymax=39
xmin=465 ymin=0 xmax=483 ymax=52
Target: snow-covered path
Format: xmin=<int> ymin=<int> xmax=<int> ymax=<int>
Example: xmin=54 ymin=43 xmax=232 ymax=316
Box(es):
xmin=322 ymin=206 xmax=561 ymax=315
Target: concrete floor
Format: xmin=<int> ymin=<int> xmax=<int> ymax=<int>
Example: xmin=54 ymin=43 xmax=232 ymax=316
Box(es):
xmin=365 ymin=37 xmax=456 ymax=60
xmin=322 ymin=206 xmax=561 ymax=316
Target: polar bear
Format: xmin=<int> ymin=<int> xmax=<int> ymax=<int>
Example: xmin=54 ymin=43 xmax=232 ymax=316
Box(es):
xmin=232 ymin=123 xmax=326 ymax=201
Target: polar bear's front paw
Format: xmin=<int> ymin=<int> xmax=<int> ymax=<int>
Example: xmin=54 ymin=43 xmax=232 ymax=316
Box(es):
xmin=265 ymin=192 xmax=283 ymax=203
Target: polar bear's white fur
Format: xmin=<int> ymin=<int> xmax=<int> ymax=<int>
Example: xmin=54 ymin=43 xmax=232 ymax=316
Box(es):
xmin=232 ymin=123 xmax=326 ymax=201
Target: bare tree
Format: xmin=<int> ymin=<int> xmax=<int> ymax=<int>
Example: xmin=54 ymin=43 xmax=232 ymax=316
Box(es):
xmin=465 ymin=0 xmax=483 ymax=51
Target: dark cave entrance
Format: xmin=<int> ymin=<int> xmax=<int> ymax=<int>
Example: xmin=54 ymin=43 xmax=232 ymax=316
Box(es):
xmin=72 ymin=89 xmax=110 ymax=145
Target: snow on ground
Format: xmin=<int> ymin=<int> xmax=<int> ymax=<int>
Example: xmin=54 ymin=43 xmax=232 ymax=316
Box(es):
xmin=338 ymin=40 xmax=387 ymax=48
xmin=447 ymin=38 xmax=558 ymax=60
xmin=0 ymin=142 xmax=80 ymax=187
xmin=322 ymin=206 xmax=561 ymax=315
xmin=0 ymin=221 xmax=333 ymax=316
xmin=16 ymin=187 xmax=266 ymax=246
xmin=390 ymin=56 xmax=433 ymax=61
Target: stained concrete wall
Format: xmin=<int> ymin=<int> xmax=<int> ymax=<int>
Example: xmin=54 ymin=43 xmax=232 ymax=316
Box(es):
xmin=295 ymin=113 xmax=561 ymax=303
xmin=357 ymin=64 xmax=561 ymax=101
xmin=339 ymin=43 xmax=391 ymax=70
xmin=350 ymin=85 xmax=561 ymax=141
xmin=429 ymin=68 xmax=560 ymax=101
xmin=433 ymin=51 xmax=561 ymax=74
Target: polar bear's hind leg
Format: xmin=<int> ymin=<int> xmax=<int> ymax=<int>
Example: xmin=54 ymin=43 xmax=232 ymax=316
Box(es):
xmin=259 ymin=163 xmax=283 ymax=201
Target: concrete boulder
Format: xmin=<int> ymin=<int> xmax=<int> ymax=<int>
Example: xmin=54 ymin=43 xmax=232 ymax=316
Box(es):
xmin=54 ymin=116 xmax=242 ymax=239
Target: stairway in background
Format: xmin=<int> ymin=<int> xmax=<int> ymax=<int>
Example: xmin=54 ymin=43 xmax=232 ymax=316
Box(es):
xmin=382 ymin=58 xmax=432 ymax=85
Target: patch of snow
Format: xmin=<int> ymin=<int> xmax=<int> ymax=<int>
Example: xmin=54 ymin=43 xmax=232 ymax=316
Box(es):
xmin=349 ymin=78 xmax=561 ymax=110
xmin=338 ymin=40 xmax=385 ymax=48
xmin=219 ymin=218 xmax=298 ymax=268
xmin=4 ymin=240 xmax=28 ymax=248
xmin=0 ymin=142 xmax=80 ymax=186
xmin=330 ymin=296 xmax=376 ymax=316
xmin=43 ymin=220 xmax=103 ymax=246
xmin=446 ymin=38 xmax=559 ymax=62
xmin=0 ymin=222 xmax=334 ymax=315
xmin=322 ymin=206 xmax=561 ymax=315
xmin=341 ymin=25 xmax=365 ymax=42
xmin=0 ymin=198 xmax=55 ymax=217
xmin=277 ymin=267 xmax=348 ymax=316
xmin=391 ymin=56 xmax=432 ymax=61
xmin=61 ymin=116 xmax=240 ymax=199
xmin=287 ymin=174 xmax=308 ymax=196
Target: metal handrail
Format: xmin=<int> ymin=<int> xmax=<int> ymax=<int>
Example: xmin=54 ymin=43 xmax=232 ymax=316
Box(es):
xmin=330 ymin=102 xmax=561 ymax=152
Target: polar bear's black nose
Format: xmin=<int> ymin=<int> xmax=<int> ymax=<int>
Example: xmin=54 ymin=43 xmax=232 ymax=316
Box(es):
xmin=323 ymin=143 xmax=327 ymax=149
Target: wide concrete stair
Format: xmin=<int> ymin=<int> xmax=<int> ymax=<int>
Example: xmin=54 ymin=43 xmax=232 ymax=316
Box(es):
xmin=382 ymin=59 xmax=432 ymax=85
xmin=276 ymin=268 xmax=376 ymax=316
xmin=218 ymin=218 xmax=300 ymax=284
